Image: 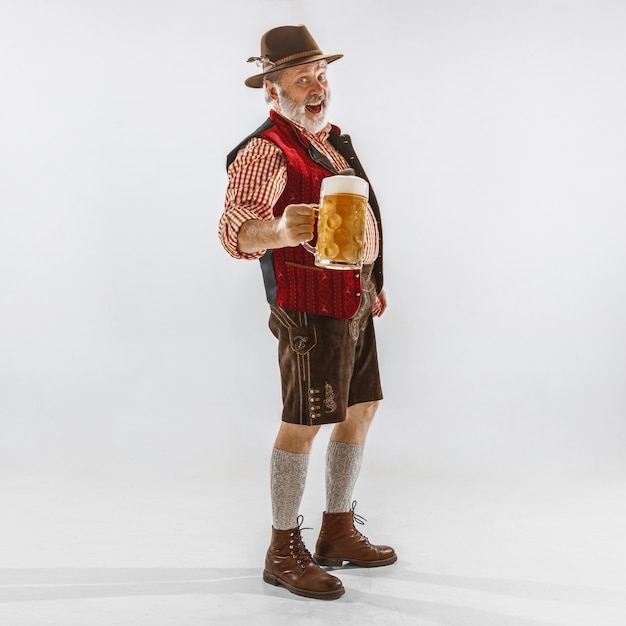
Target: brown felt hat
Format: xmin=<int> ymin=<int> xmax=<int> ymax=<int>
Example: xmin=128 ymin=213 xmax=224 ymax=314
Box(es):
xmin=245 ymin=24 xmax=343 ymax=88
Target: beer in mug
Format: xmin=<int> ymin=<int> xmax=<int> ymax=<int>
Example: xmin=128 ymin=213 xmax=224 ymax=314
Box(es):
xmin=305 ymin=174 xmax=369 ymax=270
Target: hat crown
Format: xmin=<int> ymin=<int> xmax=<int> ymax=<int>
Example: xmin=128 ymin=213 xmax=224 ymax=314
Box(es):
xmin=260 ymin=25 xmax=321 ymax=64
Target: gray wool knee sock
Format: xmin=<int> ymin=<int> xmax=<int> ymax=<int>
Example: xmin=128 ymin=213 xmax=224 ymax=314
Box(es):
xmin=325 ymin=441 xmax=364 ymax=514
xmin=270 ymin=448 xmax=309 ymax=530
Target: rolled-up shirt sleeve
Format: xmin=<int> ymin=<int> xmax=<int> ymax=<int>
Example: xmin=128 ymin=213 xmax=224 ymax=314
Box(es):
xmin=362 ymin=204 xmax=380 ymax=265
xmin=218 ymin=138 xmax=287 ymax=260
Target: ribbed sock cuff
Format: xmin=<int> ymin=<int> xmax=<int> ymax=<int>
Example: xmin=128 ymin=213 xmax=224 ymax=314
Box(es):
xmin=325 ymin=441 xmax=364 ymax=514
xmin=270 ymin=448 xmax=309 ymax=530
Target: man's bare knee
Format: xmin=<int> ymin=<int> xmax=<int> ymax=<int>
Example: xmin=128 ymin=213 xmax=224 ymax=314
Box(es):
xmin=331 ymin=400 xmax=380 ymax=445
xmin=274 ymin=422 xmax=321 ymax=454
xmin=346 ymin=400 xmax=380 ymax=423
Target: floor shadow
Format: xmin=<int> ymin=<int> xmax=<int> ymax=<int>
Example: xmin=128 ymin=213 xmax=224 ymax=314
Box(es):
xmin=0 ymin=568 xmax=262 ymax=603
xmin=1 ymin=565 xmax=624 ymax=626
xmin=334 ymin=560 xmax=626 ymax=609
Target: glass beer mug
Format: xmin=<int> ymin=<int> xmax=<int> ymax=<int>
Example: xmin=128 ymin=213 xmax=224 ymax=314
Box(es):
xmin=303 ymin=174 xmax=369 ymax=270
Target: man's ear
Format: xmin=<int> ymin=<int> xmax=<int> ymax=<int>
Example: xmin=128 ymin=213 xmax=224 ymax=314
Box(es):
xmin=265 ymin=81 xmax=279 ymax=103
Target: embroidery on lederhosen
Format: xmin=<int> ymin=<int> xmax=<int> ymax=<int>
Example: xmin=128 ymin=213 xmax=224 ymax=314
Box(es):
xmin=287 ymin=320 xmax=318 ymax=425
xmin=349 ymin=285 xmax=372 ymax=340
xmin=270 ymin=306 xmax=320 ymax=425
xmin=323 ymin=382 xmax=337 ymax=413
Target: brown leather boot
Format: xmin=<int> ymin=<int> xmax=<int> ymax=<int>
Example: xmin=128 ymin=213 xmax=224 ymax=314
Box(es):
xmin=314 ymin=502 xmax=397 ymax=568
xmin=263 ymin=518 xmax=345 ymax=600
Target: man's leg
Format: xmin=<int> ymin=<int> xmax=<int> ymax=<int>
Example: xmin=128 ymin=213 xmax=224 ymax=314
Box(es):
xmin=271 ymin=422 xmax=320 ymax=530
xmin=315 ymin=400 xmax=397 ymax=568
xmin=264 ymin=422 xmax=345 ymax=600
xmin=325 ymin=400 xmax=378 ymax=513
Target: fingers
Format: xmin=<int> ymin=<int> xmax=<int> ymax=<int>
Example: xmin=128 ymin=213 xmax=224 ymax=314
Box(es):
xmin=372 ymin=290 xmax=388 ymax=317
xmin=280 ymin=204 xmax=317 ymax=246
xmin=285 ymin=203 xmax=317 ymax=217
xmin=284 ymin=204 xmax=317 ymax=228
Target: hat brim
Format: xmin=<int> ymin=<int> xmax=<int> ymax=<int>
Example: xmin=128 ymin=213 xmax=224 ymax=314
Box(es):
xmin=245 ymin=53 xmax=343 ymax=88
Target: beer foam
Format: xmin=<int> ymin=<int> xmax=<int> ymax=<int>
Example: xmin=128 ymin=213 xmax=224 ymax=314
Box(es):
xmin=321 ymin=175 xmax=368 ymax=198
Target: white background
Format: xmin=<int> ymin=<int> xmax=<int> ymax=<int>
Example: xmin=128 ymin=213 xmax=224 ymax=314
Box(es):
xmin=2 ymin=0 xmax=626 ymax=480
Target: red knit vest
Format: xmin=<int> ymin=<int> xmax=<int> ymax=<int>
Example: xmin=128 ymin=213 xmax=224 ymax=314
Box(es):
xmin=257 ymin=113 xmax=363 ymax=319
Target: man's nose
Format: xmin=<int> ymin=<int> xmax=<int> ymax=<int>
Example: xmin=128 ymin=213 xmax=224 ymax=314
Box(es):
xmin=310 ymin=78 xmax=325 ymax=93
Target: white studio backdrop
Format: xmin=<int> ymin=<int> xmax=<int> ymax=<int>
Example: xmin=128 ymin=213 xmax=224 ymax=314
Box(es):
xmin=1 ymin=0 xmax=625 ymax=478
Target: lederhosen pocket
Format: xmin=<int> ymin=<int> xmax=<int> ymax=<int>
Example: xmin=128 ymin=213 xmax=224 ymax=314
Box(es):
xmin=288 ymin=326 xmax=317 ymax=355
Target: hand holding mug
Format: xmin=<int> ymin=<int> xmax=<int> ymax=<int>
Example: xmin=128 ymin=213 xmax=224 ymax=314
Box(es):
xmin=278 ymin=203 xmax=317 ymax=248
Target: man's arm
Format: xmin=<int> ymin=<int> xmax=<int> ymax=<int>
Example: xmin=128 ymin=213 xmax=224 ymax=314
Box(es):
xmin=219 ymin=138 xmax=289 ymax=260
xmin=237 ymin=204 xmax=317 ymax=254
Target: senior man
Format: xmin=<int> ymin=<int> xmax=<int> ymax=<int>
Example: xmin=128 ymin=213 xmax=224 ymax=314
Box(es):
xmin=218 ymin=24 xmax=396 ymax=600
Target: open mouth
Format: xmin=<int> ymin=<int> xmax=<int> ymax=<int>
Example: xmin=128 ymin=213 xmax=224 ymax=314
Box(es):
xmin=305 ymin=103 xmax=323 ymax=114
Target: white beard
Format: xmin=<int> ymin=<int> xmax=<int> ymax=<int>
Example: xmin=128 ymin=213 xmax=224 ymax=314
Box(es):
xmin=277 ymin=89 xmax=330 ymax=134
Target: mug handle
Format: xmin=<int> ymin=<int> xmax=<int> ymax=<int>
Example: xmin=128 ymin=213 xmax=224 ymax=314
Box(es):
xmin=301 ymin=205 xmax=319 ymax=256
xmin=302 ymin=240 xmax=316 ymax=255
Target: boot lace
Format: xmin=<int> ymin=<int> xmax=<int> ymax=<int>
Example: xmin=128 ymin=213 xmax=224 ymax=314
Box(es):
xmin=351 ymin=500 xmax=373 ymax=547
xmin=289 ymin=515 xmax=314 ymax=568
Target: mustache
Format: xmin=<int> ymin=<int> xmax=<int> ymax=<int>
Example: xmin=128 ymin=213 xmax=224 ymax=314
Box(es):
xmin=304 ymin=94 xmax=327 ymax=106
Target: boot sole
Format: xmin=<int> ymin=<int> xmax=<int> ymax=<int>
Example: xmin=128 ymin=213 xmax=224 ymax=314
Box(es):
xmin=263 ymin=570 xmax=345 ymax=600
xmin=314 ymin=554 xmax=398 ymax=568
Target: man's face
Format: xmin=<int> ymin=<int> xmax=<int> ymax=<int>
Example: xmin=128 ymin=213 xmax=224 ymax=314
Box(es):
xmin=268 ymin=61 xmax=331 ymax=134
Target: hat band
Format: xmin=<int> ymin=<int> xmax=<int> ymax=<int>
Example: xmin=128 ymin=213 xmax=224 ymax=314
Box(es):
xmin=274 ymin=49 xmax=323 ymax=66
